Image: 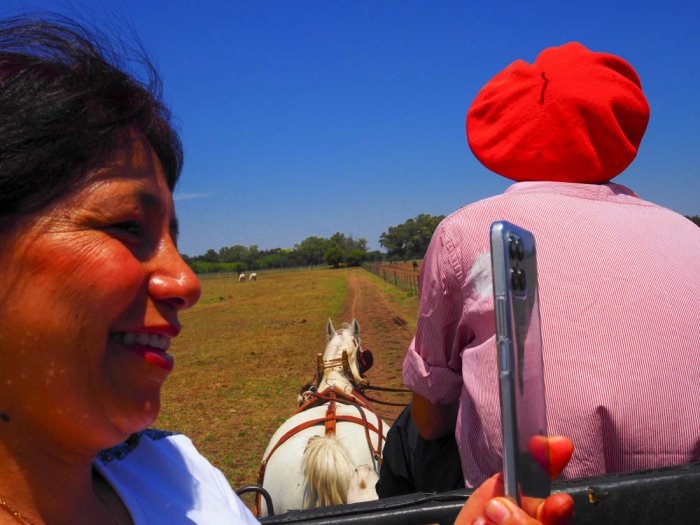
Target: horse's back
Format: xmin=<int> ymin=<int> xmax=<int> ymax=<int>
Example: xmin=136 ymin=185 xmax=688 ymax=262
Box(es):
xmin=263 ymin=404 xmax=387 ymax=461
xmin=260 ymin=403 xmax=388 ymax=515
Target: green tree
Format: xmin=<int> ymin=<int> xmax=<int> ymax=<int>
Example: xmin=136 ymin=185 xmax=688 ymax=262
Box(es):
xmin=295 ymin=236 xmax=331 ymax=266
xmin=380 ymin=213 xmax=444 ymax=260
xmin=686 ymin=215 xmax=700 ymax=227
xmin=219 ymin=244 xmax=248 ymax=263
xmin=346 ymin=249 xmax=366 ymax=267
xmin=258 ymin=253 xmax=283 ymax=269
xmin=243 ymin=245 xmax=260 ymax=269
xmin=324 ymin=245 xmax=345 ymax=268
xmin=365 ymin=250 xmax=384 ymax=262
xmin=329 ymin=232 xmax=367 ymax=253
xmin=200 ymin=249 xmax=220 ymax=263
xmin=327 ymin=232 xmax=369 ymax=263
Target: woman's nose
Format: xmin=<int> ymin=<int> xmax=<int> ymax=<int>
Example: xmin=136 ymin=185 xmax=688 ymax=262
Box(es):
xmin=148 ymin=239 xmax=201 ymax=309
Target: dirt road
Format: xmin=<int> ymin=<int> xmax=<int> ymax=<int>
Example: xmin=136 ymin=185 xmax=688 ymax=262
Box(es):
xmin=339 ymin=269 xmax=417 ymax=423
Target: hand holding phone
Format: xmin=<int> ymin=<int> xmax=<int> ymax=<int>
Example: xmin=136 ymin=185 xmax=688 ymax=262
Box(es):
xmin=490 ymin=221 xmax=550 ymax=504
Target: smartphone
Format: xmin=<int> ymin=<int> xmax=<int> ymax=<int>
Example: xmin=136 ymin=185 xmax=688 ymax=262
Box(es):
xmin=490 ymin=221 xmax=550 ymax=504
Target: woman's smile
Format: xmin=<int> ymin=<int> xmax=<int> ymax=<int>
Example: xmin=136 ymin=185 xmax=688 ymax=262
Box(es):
xmin=110 ymin=329 xmax=178 ymax=371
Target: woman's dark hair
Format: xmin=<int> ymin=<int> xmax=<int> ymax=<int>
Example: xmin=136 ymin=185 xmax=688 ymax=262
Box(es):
xmin=0 ymin=15 xmax=183 ymax=229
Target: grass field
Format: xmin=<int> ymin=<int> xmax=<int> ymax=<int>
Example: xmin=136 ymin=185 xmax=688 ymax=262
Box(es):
xmin=155 ymin=267 xmax=418 ymax=496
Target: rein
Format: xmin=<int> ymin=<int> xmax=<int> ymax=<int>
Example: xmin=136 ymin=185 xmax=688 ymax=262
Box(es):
xmin=355 ymin=384 xmax=412 ymax=407
xmin=361 ymin=385 xmax=412 ymax=393
xmin=356 ymin=392 xmax=410 ymax=407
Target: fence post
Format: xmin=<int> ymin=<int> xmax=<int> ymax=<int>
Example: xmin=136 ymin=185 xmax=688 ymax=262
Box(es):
xmin=363 ymin=263 xmax=421 ymax=297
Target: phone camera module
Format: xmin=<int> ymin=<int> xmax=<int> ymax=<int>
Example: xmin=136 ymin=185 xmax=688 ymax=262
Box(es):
xmin=511 ymin=268 xmax=526 ymax=292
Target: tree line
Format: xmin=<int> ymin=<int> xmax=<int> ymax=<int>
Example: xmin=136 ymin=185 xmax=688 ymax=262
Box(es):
xmin=182 ymin=214 xmax=445 ymax=274
xmin=182 ymin=214 xmax=699 ymax=274
xmin=182 ymin=232 xmax=381 ymax=274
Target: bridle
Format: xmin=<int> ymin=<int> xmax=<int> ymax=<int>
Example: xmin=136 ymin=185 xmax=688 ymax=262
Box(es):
xmin=256 ymin=342 xmax=386 ymax=516
xmin=304 ymin=343 xmax=411 ymax=408
xmin=316 ymin=337 xmax=411 ymax=407
xmin=315 ymin=335 xmax=368 ymax=387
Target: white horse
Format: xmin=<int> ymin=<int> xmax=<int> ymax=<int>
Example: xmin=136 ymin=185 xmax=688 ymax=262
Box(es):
xmin=238 ymin=273 xmax=246 ymax=282
xmin=249 ymin=272 xmax=257 ymax=282
xmin=258 ymin=319 xmax=387 ymax=516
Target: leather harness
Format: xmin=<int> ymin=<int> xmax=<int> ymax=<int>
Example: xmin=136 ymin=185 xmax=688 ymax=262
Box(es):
xmin=256 ymin=386 xmax=385 ymax=515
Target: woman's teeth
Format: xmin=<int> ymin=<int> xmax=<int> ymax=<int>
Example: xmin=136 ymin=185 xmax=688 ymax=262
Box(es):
xmin=114 ymin=332 xmax=170 ymax=350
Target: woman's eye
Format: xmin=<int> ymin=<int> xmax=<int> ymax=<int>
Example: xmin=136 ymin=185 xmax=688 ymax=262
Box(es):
xmin=109 ymin=221 xmax=144 ymax=239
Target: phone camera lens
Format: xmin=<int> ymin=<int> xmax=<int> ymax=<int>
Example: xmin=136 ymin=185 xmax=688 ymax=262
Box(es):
xmin=518 ymin=269 xmax=526 ymax=290
xmin=511 ymin=268 xmax=526 ymax=291
xmin=509 ymin=237 xmax=525 ymax=262
xmin=509 ymin=238 xmax=518 ymax=260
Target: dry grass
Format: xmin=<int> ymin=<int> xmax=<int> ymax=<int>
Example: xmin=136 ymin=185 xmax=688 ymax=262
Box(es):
xmin=156 ymin=268 xmax=349 ymax=489
xmin=156 ymin=265 xmax=422 ymax=515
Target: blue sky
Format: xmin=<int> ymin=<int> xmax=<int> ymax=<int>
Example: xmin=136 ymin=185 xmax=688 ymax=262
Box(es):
xmin=3 ymin=1 xmax=699 ymax=255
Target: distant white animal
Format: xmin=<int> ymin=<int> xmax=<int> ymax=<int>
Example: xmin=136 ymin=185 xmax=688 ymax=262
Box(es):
xmin=249 ymin=272 xmax=257 ymax=282
xmin=238 ymin=273 xmax=246 ymax=282
xmin=258 ymin=319 xmax=387 ymax=516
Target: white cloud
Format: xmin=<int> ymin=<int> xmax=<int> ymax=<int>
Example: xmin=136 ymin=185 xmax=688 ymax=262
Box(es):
xmin=174 ymin=192 xmax=209 ymax=201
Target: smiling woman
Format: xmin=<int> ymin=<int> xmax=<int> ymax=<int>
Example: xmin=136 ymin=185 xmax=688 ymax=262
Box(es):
xmin=0 ymin=14 xmax=258 ymax=525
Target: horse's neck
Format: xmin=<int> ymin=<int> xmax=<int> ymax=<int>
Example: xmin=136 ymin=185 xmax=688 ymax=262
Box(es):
xmin=318 ymin=368 xmax=354 ymax=395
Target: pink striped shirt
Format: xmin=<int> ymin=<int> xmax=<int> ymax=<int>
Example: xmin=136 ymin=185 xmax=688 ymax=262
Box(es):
xmin=403 ymin=181 xmax=700 ymax=487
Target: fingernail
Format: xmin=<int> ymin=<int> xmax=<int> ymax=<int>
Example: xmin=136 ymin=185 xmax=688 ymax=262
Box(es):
xmin=484 ymin=498 xmax=511 ymax=523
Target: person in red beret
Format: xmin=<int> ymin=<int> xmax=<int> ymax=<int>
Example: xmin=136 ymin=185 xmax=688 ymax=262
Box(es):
xmin=401 ymin=42 xmax=700 ymax=523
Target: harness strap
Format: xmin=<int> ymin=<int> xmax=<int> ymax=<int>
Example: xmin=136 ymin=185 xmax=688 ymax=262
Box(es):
xmin=312 ymin=387 xmax=385 ymax=465
xmin=324 ymin=393 xmax=337 ymax=434
xmin=256 ymin=387 xmax=385 ymax=516
xmin=257 ymin=389 xmax=384 ymax=482
xmin=258 ymin=414 xmax=384 ymax=480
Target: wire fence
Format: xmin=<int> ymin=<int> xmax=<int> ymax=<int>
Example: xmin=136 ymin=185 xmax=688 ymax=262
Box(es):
xmin=363 ymin=262 xmax=421 ymax=296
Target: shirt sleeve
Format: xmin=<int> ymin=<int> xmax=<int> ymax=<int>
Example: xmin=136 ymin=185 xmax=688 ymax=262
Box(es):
xmin=402 ymin=222 xmax=466 ymax=404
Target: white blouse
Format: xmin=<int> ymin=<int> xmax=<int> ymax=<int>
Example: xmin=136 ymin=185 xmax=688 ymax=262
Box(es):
xmin=95 ymin=429 xmax=260 ymax=524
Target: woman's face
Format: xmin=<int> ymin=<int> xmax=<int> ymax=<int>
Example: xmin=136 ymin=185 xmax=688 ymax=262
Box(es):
xmin=0 ymin=134 xmax=201 ymax=452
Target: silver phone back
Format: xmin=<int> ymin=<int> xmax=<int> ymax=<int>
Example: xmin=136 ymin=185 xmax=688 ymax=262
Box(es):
xmin=490 ymin=221 xmax=550 ymax=502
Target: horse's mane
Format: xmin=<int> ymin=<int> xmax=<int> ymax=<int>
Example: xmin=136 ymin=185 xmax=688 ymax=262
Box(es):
xmin=302 ymin=434 xmax=355 ymax=508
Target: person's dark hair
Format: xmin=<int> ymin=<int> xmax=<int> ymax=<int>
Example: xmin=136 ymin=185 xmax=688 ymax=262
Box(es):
xmin=0 ymin=14 xmax=183 ymax=230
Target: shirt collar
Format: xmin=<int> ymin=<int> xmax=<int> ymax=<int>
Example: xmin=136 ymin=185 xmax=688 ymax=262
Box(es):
xmin=504 ymin=180 xmax=640 ymax=201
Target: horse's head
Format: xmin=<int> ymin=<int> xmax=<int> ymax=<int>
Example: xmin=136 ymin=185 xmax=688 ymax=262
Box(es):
xmin=321 ymin=318 xmax=370 ymax=387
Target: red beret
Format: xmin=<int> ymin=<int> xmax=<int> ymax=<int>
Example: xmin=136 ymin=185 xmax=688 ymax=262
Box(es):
xmin=466 ymin=42 xmax=650 ymax=183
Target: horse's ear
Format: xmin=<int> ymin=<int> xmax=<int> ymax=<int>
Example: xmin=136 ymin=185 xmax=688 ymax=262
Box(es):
xmin=327 ymin=318 xmax=335 ymax=338
xmin=352 ymin=319 xmax=360 ymax=340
